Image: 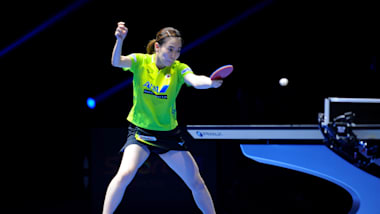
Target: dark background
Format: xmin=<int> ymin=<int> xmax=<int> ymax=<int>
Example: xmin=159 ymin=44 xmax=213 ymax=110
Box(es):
xmin=2 ymin=0 xmax=377 ymax=213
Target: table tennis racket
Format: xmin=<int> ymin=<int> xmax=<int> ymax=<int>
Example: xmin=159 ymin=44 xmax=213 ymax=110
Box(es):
xmin=210 ymin=65 xmax=234 ymax=80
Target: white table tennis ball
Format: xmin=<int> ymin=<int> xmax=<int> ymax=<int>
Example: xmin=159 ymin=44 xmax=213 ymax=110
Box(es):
xmin=279 ymin=78 xmax=289 ymax=86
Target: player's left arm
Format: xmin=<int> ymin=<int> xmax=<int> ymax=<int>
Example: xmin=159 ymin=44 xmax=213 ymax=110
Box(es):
xmin=184 ymin=73 xmax=223 ymax=89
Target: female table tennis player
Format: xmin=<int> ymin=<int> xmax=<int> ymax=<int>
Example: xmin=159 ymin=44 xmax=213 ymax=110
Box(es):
xmin=102 ymin=22 xmax=222 ymax=214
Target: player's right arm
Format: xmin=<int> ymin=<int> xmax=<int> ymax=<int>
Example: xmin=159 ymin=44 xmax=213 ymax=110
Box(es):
xmin=111 ymin=22 xmax=132 ymax=68
xmin=184 ymin=73 xmax=223 ymax=89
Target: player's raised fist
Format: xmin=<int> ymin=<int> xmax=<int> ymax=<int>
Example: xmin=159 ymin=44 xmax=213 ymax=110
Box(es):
xmin=115 ymin=21 xmax=128 ymax=40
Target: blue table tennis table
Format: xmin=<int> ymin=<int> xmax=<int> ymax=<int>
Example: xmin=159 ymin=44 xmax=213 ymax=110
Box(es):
xmin=187 ymin=124 xmax=380 ymax=214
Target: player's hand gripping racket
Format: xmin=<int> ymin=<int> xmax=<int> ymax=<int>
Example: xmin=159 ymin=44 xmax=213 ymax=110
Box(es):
xmin=210 ymin=65 xmax=234 ymax=80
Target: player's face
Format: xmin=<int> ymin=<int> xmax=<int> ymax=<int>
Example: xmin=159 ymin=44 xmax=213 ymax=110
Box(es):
xmin=156 ymin=37 xmax=182 ymax=67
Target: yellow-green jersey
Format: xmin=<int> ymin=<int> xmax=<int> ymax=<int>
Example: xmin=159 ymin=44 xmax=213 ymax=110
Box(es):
xmin=122 ymin=53 xmax=193 ymax=131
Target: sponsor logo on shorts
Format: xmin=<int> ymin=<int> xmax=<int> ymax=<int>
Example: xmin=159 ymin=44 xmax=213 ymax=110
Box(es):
xmin=136 ymin=134 xmax=157 ymax=142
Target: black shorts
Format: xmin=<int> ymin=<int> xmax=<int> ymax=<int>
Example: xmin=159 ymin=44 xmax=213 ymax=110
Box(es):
xmin=121 ymin=124 xmax=189 ymax=154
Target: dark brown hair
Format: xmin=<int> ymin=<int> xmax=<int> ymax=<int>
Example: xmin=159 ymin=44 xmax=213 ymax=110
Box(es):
xmin=146 ymin=27 xmax=182 ymax=54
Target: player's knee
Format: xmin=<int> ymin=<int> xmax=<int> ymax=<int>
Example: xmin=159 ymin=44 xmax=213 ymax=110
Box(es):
xmin=115 ymin=168 xmax=137 ymax=184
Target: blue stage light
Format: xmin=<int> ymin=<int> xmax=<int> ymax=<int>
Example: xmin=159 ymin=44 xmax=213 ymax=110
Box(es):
xmin=87 ymin=97 xmax=96 ymax=109
xmin=182 ymin=0 xmax=273 ymax=53
xmin=86 ymin=77 xmax=133 ymax=109
xmin=0 ymin=0 xmax=90 ymax=57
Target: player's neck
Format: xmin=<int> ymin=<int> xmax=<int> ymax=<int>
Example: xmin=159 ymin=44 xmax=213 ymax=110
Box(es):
xmin=155 ymin=54 xmax=166 ymax=70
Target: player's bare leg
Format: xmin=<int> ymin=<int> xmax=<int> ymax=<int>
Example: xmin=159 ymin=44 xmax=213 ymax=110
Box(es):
xmin=159 ymin=151 xmax=216 ymax=214
xmin=102 ymin=144 xmax=150 ymax=214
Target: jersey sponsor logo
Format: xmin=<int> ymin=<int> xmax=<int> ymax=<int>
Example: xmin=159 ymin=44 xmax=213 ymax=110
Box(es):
xmin=159 ymin=85 xmax=169 ymax=93
xmin=143 ymin=90 xmax=167 ymax=99
xmin=143 ymin=81 xmax=169 ymax=99
xmin=143 ymin=81 xmax=169 ymax=93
